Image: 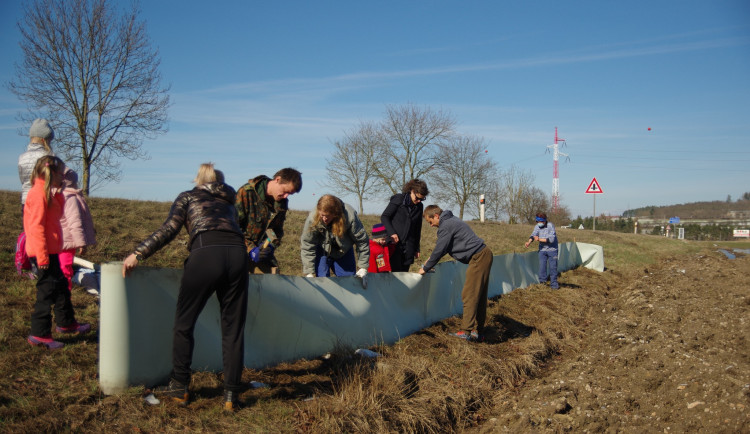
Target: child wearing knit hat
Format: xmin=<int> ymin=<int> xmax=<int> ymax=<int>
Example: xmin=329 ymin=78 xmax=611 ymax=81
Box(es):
xmin=29 ymin=118 xmax=55 ymax=141
xmin=18 ymin=119 xmax=57 ymax=208
xmin=368 ymin=223 xmax=395 ymax=273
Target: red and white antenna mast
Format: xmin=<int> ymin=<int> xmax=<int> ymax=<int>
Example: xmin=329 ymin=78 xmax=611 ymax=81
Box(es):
xmin=546 ymin=127 xmax=569 ymax=211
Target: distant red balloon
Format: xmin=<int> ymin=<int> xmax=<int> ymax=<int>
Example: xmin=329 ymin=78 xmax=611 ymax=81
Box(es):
xmin=485 ymin=150 xmax=488 ymax=153
xmin=648 ymin=127 xmax=651 ymax=131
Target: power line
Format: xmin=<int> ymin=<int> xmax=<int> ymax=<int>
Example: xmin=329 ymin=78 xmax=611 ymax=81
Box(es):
xmin=568 ymin=161 xmax=750 ymax=172
xmin=576 ymin=155 xmax=750 ymax=163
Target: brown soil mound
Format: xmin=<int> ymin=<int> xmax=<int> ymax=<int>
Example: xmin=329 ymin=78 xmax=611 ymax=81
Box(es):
xmin=480 ymin=251 xmax=750 ymax=432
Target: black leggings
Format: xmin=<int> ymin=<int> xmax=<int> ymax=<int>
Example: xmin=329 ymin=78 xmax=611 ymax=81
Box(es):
xmin=170 ymin=233 xmax=249 ymax=391
xmin=30 ymin=254 xmax=76 ymax=336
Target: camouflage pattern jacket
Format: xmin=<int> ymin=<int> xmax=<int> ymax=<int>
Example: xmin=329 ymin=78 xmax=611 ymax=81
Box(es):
xmin=134 ymin=182 xmax=243 ymax=260
xmin=235 ymin=175 xmax=288 ymax=251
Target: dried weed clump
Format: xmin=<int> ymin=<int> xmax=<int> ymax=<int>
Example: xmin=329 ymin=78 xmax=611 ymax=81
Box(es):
xmin=290 ymin=275 xmax=610 ymax=433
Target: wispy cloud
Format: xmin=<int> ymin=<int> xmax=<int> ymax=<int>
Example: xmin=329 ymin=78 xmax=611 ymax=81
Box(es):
xmin=191 ymin=35 xmax=748 ymax=102
xmin=386 ymin=36 xmax=514 ymax=57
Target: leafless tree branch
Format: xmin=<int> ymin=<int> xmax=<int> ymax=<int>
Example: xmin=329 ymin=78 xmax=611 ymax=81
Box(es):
xmin=8 ymin=0 xmax=170 ymax=195
xmin=372 ymin=103 xmax=456 ymax=196
xmin=322 ymin=121 xmax=381 ymax=214
xmin=430 ymin=135 xmax=496 ymax=220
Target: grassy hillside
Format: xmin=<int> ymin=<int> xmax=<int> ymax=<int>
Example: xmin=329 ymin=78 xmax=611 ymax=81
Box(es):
xmin=1 ymin=189 xmax=747 ymax=432
xmin=2 ymin=189 xmax=706 ymax=274
xmin=624 ymin=198 xmax=750 ymax=219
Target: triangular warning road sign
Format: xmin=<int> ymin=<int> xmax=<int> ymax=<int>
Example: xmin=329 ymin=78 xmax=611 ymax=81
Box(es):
xmin=585 ymin=177 xmax=603 ymax=194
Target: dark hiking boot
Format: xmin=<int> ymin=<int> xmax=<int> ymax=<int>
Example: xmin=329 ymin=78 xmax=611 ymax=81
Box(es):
xmin=155 ymin=379 xmax=189 ymax=406
xmin=223 ymin=389 xmax=241 ymax=411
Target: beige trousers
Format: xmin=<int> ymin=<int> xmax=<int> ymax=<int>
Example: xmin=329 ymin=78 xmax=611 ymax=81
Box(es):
xmin=460 ymin=246 xmax=493 ymax=333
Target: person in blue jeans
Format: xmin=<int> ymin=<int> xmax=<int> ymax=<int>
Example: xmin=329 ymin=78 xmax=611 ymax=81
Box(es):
xmin=300 ymin=194 xmax=370 ymax=288
xmin=524 ymin=212 xmax=559 ymax=289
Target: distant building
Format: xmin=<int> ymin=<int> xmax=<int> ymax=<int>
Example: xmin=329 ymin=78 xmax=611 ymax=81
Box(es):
xmin=727 ymin=210 xmax=750 ymax=219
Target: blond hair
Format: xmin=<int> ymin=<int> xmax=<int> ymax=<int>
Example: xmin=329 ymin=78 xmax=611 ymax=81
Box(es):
xmin=31 ymin=155 xmax=64 ymax=205
xmin=30 ymin=137 xmax=53 ymax=152
xmin=193 ymin=163 xmax=224 ymax=185
xmin=311 ymin=194 xmax=346 ymax=238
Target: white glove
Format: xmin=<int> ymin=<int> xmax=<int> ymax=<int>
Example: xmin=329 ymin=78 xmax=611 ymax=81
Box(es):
xmin=355 ymin=268 xmax=368 ymax=289
xmin=306 ymin=273 xmax=315 ymax=278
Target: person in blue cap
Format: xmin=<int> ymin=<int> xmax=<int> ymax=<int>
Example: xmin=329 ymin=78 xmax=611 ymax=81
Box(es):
xmin=524 ymin=212 xmax=559 ymax=289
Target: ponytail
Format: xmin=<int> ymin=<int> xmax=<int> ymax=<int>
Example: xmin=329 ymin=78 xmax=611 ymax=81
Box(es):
xmin=31 ymin=155 xmax=64 ymax=205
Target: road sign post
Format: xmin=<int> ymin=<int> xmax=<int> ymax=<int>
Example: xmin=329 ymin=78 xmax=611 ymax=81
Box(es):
xmin=479 ymin=194 xmax=485 ymax=223
xmin=585 ymin=177 xmax=603 ymax=231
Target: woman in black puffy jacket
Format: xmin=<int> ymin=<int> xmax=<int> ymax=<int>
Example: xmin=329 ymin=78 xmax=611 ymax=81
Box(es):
xmin=122 ymin=163 xmax=248 ymax=411
xmin=380 ymin=179 xmax=429 ymax=272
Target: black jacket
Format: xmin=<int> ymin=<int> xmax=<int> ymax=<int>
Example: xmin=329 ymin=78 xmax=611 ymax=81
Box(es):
xmin=134 ymin=182 xmax=243 ymax=260
xmin=380 ymin=193 xmax=423 ymax=260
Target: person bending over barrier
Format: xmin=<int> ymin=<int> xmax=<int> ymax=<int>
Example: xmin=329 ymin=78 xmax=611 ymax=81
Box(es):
xmin=301 ymin=194 xmax=370 ymax=288
xmin=122 ymin=163 xmax=249 ymax=411
xmin=418 ymin=205 xmax=493 ymax=342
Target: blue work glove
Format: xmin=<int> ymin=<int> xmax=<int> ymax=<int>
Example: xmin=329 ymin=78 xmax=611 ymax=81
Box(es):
xmin=249 ymin=245 xmax=275 ymax=263
xmin=249 ymin=247 xmax=260 ymax=263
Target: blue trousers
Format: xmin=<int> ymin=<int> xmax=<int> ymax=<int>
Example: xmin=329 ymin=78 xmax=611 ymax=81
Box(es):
xmin=314 ymin=246 xmax=356 ymax=277
xmin=538 ymin=249 xmax=559 ymax=289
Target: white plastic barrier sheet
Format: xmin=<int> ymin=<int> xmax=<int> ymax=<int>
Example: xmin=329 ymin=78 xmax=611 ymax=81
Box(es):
xmin=99 ymin=242 xmax=603 ymax=394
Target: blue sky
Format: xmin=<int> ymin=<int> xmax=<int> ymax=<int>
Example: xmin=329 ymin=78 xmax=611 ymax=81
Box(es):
xmin=1 ymin=1 xmax=749 ymax=218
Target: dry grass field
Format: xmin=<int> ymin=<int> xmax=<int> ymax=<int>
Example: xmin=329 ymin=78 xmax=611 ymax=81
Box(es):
xmin=0 ymin=189 xmax=748 ymax=432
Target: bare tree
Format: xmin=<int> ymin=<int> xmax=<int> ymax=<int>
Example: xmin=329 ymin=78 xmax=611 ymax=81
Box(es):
xmin=323 ymin=121 xmax=381 ymax=214
xmin=373 ymin=103 xmax=456 ymax=195
xmin=518 ymin=187 xmax=550 ymax=224
xmin=488 ymin=165 xmax=539 ymax=224
xmin=483 ymin=167 xmax=568 ymax=224
xmin=482 ymin=174 xmax=505 ymax=222
xmin=431 ymin=135 xmax=496 ymax=220
xmin=547 ymin=202 xmax=572 ymax=225
xmin=8 ymin=0 xmax=170 ymax=195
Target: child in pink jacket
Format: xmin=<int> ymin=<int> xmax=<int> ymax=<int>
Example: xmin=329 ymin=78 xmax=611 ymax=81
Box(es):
xmin=59 ymin=169 xmax=97 ymax=291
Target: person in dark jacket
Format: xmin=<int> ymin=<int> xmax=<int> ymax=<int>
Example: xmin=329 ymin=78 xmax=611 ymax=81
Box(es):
xmin=418 ymin=205 xmax=494 ymax=342
xmin=122 ymin=163 xmax=249 ymax=411
xmin=380 ymin=179 xmax=429 ymax=272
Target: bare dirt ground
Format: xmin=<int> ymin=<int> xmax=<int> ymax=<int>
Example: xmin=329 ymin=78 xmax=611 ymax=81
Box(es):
xmin=204 ymin=248 xmax=750 ymax=433
xmin=479 ymin=250 xmax=750 ymax=433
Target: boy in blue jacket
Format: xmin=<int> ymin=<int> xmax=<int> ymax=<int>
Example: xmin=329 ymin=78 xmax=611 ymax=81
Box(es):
xmin=418 ymin=205 xmax=493 ymax=342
